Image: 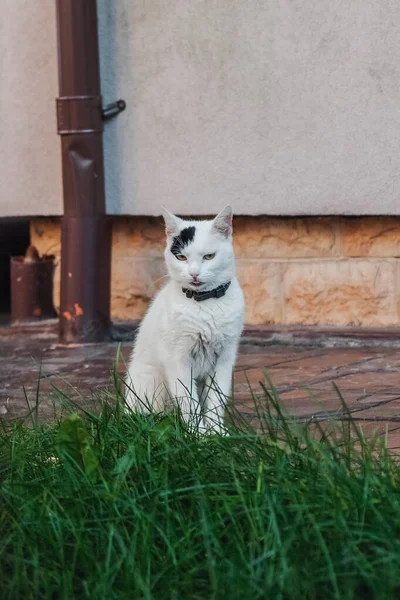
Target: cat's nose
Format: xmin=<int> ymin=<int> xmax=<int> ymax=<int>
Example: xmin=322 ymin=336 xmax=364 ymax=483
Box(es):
xmin=190 ymin=272 xmax=200 ymax=279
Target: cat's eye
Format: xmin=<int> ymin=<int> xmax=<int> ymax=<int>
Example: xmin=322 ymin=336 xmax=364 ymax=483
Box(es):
xmin=175 ymin=254 xmax=187 ymax=261
xmin=203 ymin=253 xmax=215 ymax=261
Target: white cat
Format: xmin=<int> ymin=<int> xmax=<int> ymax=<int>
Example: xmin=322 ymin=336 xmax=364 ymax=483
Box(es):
xmin=125 ymin=206 xmax=244 ymax=433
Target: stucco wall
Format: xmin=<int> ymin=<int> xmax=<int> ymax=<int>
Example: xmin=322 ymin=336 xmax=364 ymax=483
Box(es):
xmin=2 ymin=1 xmax=400 ymax=217
xmin=0 ymin=1 xmax=62 ymax=217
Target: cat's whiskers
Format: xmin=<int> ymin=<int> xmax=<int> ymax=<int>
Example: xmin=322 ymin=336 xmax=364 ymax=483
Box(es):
xmin=150 ymin=274 xmax=170 ymax=291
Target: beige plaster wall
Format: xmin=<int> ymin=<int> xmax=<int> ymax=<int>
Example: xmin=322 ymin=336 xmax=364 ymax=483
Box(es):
xmin=0 ymin=1 xmax=62 ymax=217
xmin=2 ymin=2 xmax=400 ymax=217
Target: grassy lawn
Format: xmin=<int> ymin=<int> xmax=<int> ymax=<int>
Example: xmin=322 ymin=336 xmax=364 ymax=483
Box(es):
xmin=1 ymin=378 xmax=400 ymax=599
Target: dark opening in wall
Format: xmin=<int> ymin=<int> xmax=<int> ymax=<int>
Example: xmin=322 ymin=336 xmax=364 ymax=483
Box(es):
xmin=0 ymin=218 xmax=30 ymax=322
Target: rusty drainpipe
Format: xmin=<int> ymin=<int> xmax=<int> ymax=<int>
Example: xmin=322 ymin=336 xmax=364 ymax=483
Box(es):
xmin=55 ymin=0 xmax=124 ymax=343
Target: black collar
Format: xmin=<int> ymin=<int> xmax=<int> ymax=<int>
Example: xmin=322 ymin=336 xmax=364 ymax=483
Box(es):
xmin=182 ymin=281 xmax=231 ymax=302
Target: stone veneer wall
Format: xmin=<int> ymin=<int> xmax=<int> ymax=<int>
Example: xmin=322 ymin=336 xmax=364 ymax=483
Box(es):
xmin=30 ymin=217 xmax=400 ymax=327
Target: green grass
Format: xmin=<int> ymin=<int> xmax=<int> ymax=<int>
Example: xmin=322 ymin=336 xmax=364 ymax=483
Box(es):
xmin=1 ymin=379 xmax=400 ymax=599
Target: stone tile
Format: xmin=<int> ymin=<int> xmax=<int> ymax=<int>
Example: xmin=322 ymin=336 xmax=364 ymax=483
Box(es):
xmin=358 ymin=392 xmax=400 ymax=405
xmin=341 ymin=217 xmax=400 ymax=257
xmin=236 ymin=259 xmax=282 ymax=324
xmin=111 ymin=257 xmax=166 ymax=320
xmin=234 ymin=366 xmax=322 ymax=392
xmin=233 ymin=216 xmax=339 ymax=258
xmin=235 ymin=364 xmax=336 ymax=391
xmin=31 ymin=219 xmax=285 ymax=326
xmin=32 ymin=216 xmax=342 ymax=260
xmin=29 ymin=217 xmax=400 ymax=328
xmin=347 ymin=400 xmax=400 ymax=421
xmin=31 ymin=219 xmax=166 ymax=318
xmin=112 ymin=216 xmax=341 ymax=260
xmin=268 ymin=349 xmax=378 ymax=376
xmin=1 ymin=322 xmax=400 ymax=451
xmin=282 ymin=260 xmax=398 ymax=326
xmin=278 ymin=392 xmax=353 ymax=418
xmin=324 ymin=371 xmax=400 ymax=391
xmin=235 ymin=347 xmax=319 ymax=371
xmin=112 ymin=217 xmax=165 ymax=258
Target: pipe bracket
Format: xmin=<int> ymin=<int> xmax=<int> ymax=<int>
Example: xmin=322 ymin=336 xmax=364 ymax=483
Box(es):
xmin=57 ymin=95 xmax=103 ymax=135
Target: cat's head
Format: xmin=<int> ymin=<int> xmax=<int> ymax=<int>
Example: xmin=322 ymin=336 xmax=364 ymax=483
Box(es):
xmin=162 ymin=206 xmax=235 ymax=291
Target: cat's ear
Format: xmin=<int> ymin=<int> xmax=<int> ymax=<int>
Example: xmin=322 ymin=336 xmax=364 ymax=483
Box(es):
xmin=212 ymin=205 xmax=233 ymax=238
xmin=161 ymin=207 xmax=183 ymax=237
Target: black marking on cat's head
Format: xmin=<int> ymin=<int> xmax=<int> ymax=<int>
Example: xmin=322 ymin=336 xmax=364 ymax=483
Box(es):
xmin=170 ymin=226 xmax=196 ymax=256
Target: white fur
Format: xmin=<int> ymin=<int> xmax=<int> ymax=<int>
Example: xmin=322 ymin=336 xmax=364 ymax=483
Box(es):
xmin=125 ymin=206 xmax=245 ymax=433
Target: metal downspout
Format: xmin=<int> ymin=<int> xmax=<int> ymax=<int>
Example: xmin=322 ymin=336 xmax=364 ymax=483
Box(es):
xmin=55 ymin=0 xmax=111 ymax=343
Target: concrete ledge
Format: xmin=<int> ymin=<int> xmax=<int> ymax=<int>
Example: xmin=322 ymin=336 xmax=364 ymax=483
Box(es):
xmin=242 ymin=325 xmax=400 ymax=349
xmin=3 ymin=320 xmax=400 ymax=349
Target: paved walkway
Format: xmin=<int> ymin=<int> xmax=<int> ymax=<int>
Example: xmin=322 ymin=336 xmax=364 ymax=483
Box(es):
xmin=1 ymin=322 xmax=400 ymax=448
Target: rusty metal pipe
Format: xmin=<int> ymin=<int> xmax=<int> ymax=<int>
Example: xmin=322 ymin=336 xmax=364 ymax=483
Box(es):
xmin=55 ymin=0 xmax=111 ymax=343
xmin=11 ymin=251 xmax=57 ymax=324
